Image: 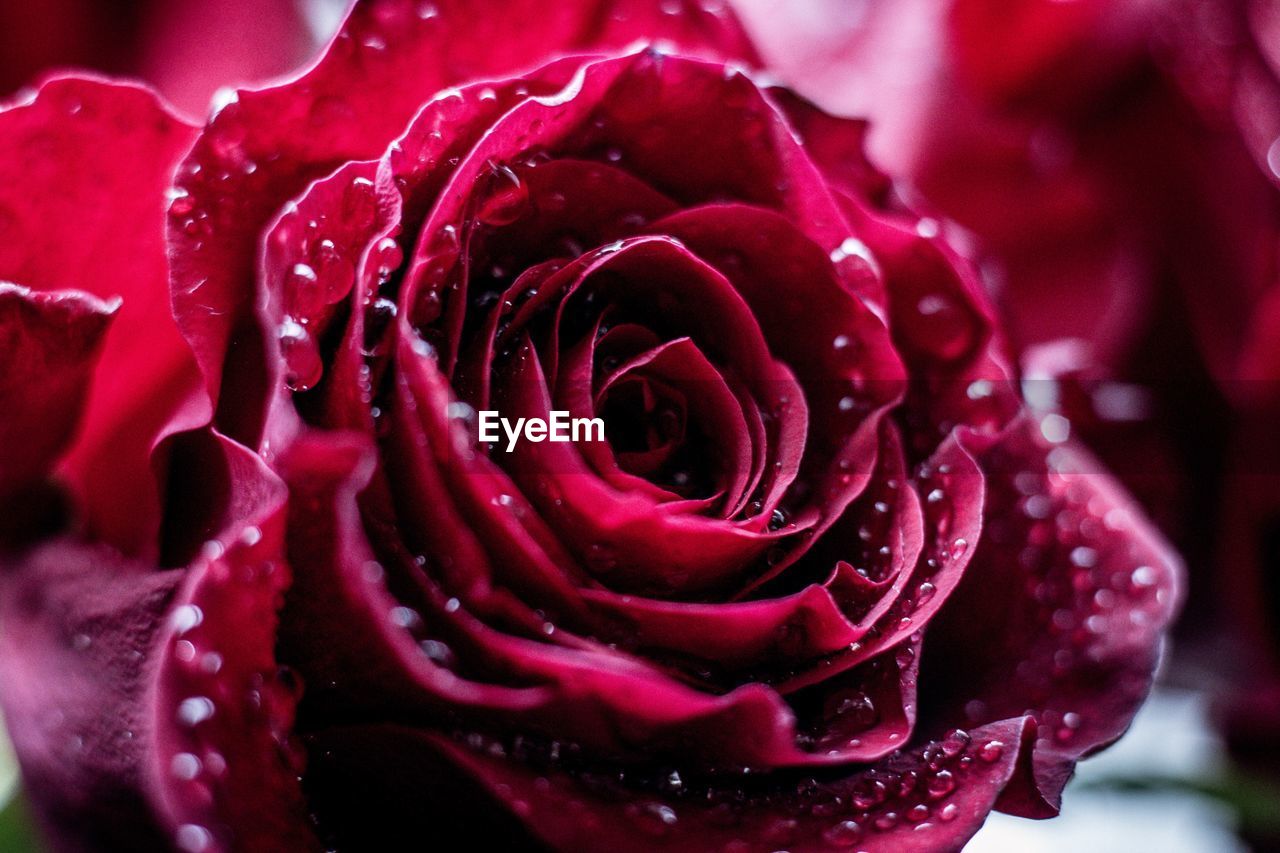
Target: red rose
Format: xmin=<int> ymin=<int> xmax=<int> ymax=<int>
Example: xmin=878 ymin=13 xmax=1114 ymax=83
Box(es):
xmin=0 ymin=2 xmax=1180 ymax=851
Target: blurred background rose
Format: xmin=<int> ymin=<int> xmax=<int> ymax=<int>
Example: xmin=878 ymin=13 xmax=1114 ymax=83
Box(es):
xmin=0 ymin=0 xmax=334 ymax=117
xmin=2 ymin=0 xmax=1278 ymax=849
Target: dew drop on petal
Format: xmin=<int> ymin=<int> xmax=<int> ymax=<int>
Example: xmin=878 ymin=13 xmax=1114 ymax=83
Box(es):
xmin=476 ymin=163 xmax=529 ymax=226
xmin=177 ymin=696 xmax=215 ymax=727
xmin=175 ymin=825 xmax=213 ymax=853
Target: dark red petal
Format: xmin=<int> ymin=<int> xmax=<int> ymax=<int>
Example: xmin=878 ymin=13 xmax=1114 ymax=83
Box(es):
xmin=921 ymin=414 xmax=1182 ymax=816
xmin=0 ymin=77 xmax=202 ymax=556
xmin=0 ymin=542 xmax=180 ymax=851
xmin=653 ymin=203 xmax=906 ymax=526
xmin=592 ymin=337 xmax=756 ymax=510
xmin=948 ymin=0 xmax=1144 ymax=107
xmin=789 ymin=640 xmax=919 ymax=760
xmin=258 ymin=157 xmax=401 ymax=398
xmin=776 ymin=433 xmax=985 ymax=694
xmin=150 ymin=495 xmax=321 ymax=852
xmin=580 ymin=583 xmax=861 ymax=672
xmin=846 ymin=200 xmax=1020 ymax=454
xmin=499 ymin=328 xmax=802 ymax=599
xmin=301 ymin=716 xmax=1036 ymax=852
xmin=276 ymin=428 xmax=554 ymax=725
xmin=395 ymin=339 xmax=598 ymax=617
xmin=0 ymin=284 xmax=115 ymax=500
xmin=1 ymin=425 xmax=323 ymax=852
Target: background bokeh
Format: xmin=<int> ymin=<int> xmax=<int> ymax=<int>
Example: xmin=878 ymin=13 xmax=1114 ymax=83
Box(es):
xmin=2 ymin=0 xmax=1278 ymax=849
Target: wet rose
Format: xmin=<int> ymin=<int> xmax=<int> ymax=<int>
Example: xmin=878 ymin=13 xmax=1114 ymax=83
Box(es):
xmin=0 ymin=1 xmax=1179 ymax=851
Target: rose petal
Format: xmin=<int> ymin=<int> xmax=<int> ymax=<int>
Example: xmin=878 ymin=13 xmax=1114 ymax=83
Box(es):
xmin=300 ymin=715 xmax=1037 ymax=851
xmin=921 ymin=414 xmax=1182 ymax=816
xmin=0 ymin=284 xmax=116 ymax=501
xmin=0 ymin=76 xmax=202 ymax=555
xmin=0 ymin=542 xmax=180 ymax=851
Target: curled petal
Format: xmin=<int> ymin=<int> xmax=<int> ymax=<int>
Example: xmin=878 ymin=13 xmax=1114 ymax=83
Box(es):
xmin=300 ymin=716 xmax=1038 ymax=852
xmin=922 ymin=414 xmax=1182 ymax=816
xmin=0 ymin=284 xmax=115 ymax=503
xmin=0 ymin=77 xmax=202 ymax=555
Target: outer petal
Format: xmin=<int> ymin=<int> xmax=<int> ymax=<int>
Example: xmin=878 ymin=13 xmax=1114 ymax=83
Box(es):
xmin=302 ymin=716 xmax=1038 ymax=852
xmin=0 ymin=76 xmax=202 ymax=557
xmin=0 ymin=428 xmax=319 ymax=851
xmin=921 ymin=414 xmax=1182 ymax=816
xmin=0 ymin=542 xmax=180 ymax=851
xmin=0 ymin=284 xmax=115 ymax=504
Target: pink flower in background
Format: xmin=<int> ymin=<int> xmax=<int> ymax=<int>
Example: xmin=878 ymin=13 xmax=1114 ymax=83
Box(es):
xmin=0 ymin=0 xmax=323 ymax=117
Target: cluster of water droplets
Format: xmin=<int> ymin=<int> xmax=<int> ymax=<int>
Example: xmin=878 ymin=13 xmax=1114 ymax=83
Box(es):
xmin=160 ymin=531 xmax=307 ymax=853
xmin=440 ymin=722 xmax=1012 ymax=849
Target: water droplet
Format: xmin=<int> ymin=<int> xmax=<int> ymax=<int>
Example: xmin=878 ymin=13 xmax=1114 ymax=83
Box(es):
xmin=375 ymin=236 xmax=404 ymax=278
xmin=1130 ymin=565 xmax=1157 ymax=587
xmin=830 ymin=237 xmax=873 ymax=265
xmin=289 ymin=262 xmax=318 ymax=290
xmin=314 ymin=238 xmax=355 ymax=302
xmin=823 ymin=819 xmax=862 ymax=846
xmin=925 ymin=769 xmax=954 ymax=799
xmin=390 ymin=606 xmax=423 ymax=630
xmin=344 ymin=176 xmax=378 ymax=229
xmin=831 ymin=691 xmax=878 ymax=728
xmin=850 ymin=778 xmax=887 ymax=810
xmin=977 ymin=740 xmax=1004 ymax=762
xmin=175 ymin=824 xmax=212 ymax=852
xmin=279 ymin=316 xmax=323 ymax=391
xmin=172 ymin=605 xmax=203 ymax=635
xmin=171 ymin=752 xmax=202 ymax=780
xmin=906 ymin=291 xmax=975 ymax=361
xmin=633 ymin=802 xmax=678 ymax=835
xmin=177 ymin=696 xmax=215 ymax=727
xmin=167 ymin=188 xmax=195 ymax=217
xmin=420 ymin=639 xmax=455 ymax=667
xmin=476 ymin=163 xmax=529 ymax=226
xmin=966 ymin=379 xmax=993 ymax=400
xmin=941 ymin=729 xmax=969 ymax=757
xmin=1040 ymin=413 xmax=1071 ymax=444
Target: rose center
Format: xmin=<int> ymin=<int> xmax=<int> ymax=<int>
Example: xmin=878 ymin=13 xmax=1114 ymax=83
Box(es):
xmin=598 ymin=373 xmax=713 ymax=497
